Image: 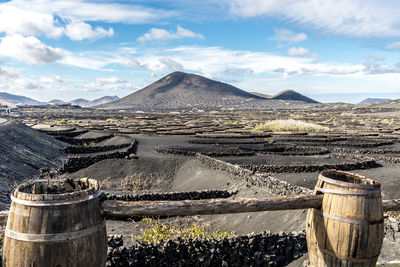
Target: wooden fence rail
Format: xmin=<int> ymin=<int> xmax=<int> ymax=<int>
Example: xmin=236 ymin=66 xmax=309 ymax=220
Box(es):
xmin=0 ymin=195 xmax=398 ymax=222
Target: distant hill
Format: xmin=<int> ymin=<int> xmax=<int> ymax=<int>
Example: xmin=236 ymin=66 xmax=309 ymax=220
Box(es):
xmin=0 ymin=92 xmax=44 ymax=107
xmin=90 ymin=96 xmax=120 ymax=106
xmin=69 ymin=98 xmax=90 ymax=107
xmin=358 ymin=98 xmax=391 ymax=104
xmin=270 ymin=90 xmax=319 ymax=103
xmin=250 ymin=90 xmax=318 ymax=103
xmin=250 ymin=92 xmax=271 ymax=98
xmin=99 ymin=72 xmax=317 ymax=110
xmin=48 ymin=99 xmax=66 ymax=105
xmin=70 ymin=96 xmax=119 ymax=107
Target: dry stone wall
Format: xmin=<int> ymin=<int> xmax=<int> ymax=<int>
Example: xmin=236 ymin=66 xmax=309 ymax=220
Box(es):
xmin=60 ymin=140 xmax=137 ymax=173
xmin=196 ymin=154 xmax=400 ymax=243
xmin=106 ymin=231 xmax=307 ymax=267
xmin=196 ymin=153 xmax=312 ymax=196
xmin=385 ymin=215 xmax=400 ymax=243
xmin=106 ymin=189 xmax=237 ymax=202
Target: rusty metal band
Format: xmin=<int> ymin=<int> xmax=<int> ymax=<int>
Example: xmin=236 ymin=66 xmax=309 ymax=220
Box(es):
xmin=319 ymin=174 xmax=380 ymax=189
xmin=315 ymin=187 xmax=380 ymax=196
xmin=309 ymin=242 xmax=380 ymax=263
xmin=5 ymin=220 xmax=105 ymax=243
xmin=313 ymin=209 xmax=384 ymax=225
xmin=10 ymin=191 xmax=101 ymax=207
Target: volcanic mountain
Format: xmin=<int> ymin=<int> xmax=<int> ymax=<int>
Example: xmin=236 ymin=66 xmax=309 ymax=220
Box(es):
xmin=70 ymin=96 xmax=119 ymax=107
xmin=358 ymin=98 xmax=391 ymax=104
xmin=99 ymin=72 xmax=316 ymax=110
xmin=0 ymin=92 xmax=44 ymax=107
xmin=270 ymin=90 xmax=319 ymax=103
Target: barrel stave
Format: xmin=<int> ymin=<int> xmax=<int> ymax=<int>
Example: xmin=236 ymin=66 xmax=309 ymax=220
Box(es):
xmin=306 ymin=170 xmax=384 ymax=267
xmin=2 ymin=178 xmax=107 ymax=267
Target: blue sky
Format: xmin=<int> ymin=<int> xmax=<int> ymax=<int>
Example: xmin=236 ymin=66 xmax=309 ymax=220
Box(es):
xmin=1 ymin=0 xmax=400 ymax=103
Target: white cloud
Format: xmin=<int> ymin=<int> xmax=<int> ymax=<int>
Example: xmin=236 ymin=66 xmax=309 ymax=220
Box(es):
xmin=137 ymin=26 xmax=204 ymax=43
xmin=83 ymin=79 xmax=137 ymax=92
xmin=39 ymin=75 xmax=65 ymax=84
xmin=288 ymin=46 xmax=309 ymax=57
xmin=0 ymin=5 xmax=64 ymax=38
xmin=0 ymin=65 xmax=39 ymax=91
xmin=95 ymin=77 xmax=125 ymax=84
xmin=0 ymin=4 xmax=115 ymax=41
xmin=364 ymin=55 xmax=385 ymax=61
xmin=363 ymin=61 xmax=400 ymax=74
xmin=159 ymin=58 xmax=183 ymax=71
xmin=143 ymin=46 xmax=363 ymax=78
xmin=386 ymin=42 xmax=400 ymax=50
xmin=228 ymin=0 xmax=400 ymax=37
xmin=6 ymin=0 xmax=175 ymax=24
xmin=64 ymin=19 xmax=114 ymax=41
xmin=270 ymin=28 xmax=307 ymax=43
xmin=224 ymin=67 xmax=254 ymax=75
xmin=128 ymin=57 xmax=146 ymax=68
xmin=0 ymin=35 xmax=64 ymax=64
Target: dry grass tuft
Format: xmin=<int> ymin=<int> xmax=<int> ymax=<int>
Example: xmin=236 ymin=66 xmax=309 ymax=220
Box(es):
xmin=254 ymin=119 xmax=328 ymax=132
xmin=100 ymin=173 xmax=163 ymax=192
xmin=133 ymin=218 xmax=235 ymax=244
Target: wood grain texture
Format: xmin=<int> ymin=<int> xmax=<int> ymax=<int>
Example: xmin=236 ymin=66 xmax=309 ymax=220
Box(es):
xmin=306 ymin=170 xmax=384 ymax=267
xmin=2 ymin=179 xmax=107 ymax=267
xmin=100 ymin=194 xmax=324 ymax=217
xmin=0 ymin=196 xmax=398 ymax=223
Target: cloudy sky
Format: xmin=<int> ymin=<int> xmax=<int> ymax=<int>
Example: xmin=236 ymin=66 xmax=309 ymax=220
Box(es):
xmin=1 ymin=0 xmax=400 ymax=103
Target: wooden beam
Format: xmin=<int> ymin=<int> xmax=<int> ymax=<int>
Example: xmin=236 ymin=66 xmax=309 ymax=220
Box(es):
xmin=100 ymin=194 xmax=324 ymax=217
xmin=0 ymin=196 xmax=398 ymax=223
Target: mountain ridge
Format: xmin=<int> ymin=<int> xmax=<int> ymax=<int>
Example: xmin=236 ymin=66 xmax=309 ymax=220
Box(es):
xmin=358 ymin=98 xmax=392 ymax=104
xmin=99 ymin=72 xmax=317 ymax=110
xmin=0 ymin=92 xmax=44 ymax=106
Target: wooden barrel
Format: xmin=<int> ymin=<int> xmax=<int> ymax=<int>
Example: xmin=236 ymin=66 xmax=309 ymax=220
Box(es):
xmin=306 ymin=169 xmax=384 ymax=267
xmin=2 ymin=178 xmax=107 ymax=267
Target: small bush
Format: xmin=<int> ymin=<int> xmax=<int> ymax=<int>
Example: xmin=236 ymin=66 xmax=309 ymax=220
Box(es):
xmin=254 ymin=119 xmax=328 ymax=132
xmin=57 ymin=118 xmax=70 ymax=124
xmin=134 ymin=218 xmax=235 ymax=244
xmin=387 ymin=211 xmax=400 ymax=221
xmin=83 ymin=141 xmax=96 ymax=147
xmin=100 ymin=173 xmax=163 ymax=192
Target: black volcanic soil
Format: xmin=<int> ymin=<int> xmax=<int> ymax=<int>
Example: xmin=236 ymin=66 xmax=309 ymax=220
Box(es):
xmin=2 ymin=104 xmax=400 ymax=265
xmin=0 ymin=120 xmax=67 ymax=209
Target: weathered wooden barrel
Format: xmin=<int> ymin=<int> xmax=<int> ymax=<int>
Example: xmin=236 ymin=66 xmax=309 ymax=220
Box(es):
xmin=2 ymin=178 xmax=107 ymax=267
xmin=306 ymin=169 xmax=384 ymax=267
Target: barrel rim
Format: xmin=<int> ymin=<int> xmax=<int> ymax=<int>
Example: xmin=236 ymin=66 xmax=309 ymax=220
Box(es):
xmin=319 ymin=169 xmax=380 ymax=189
xmin=12 ymin=178 xmax=100 ymax=202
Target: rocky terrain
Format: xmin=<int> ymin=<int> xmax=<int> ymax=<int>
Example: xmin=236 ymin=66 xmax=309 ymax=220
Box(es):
xmin=0 ymin=101 xmax=400 ymax=266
